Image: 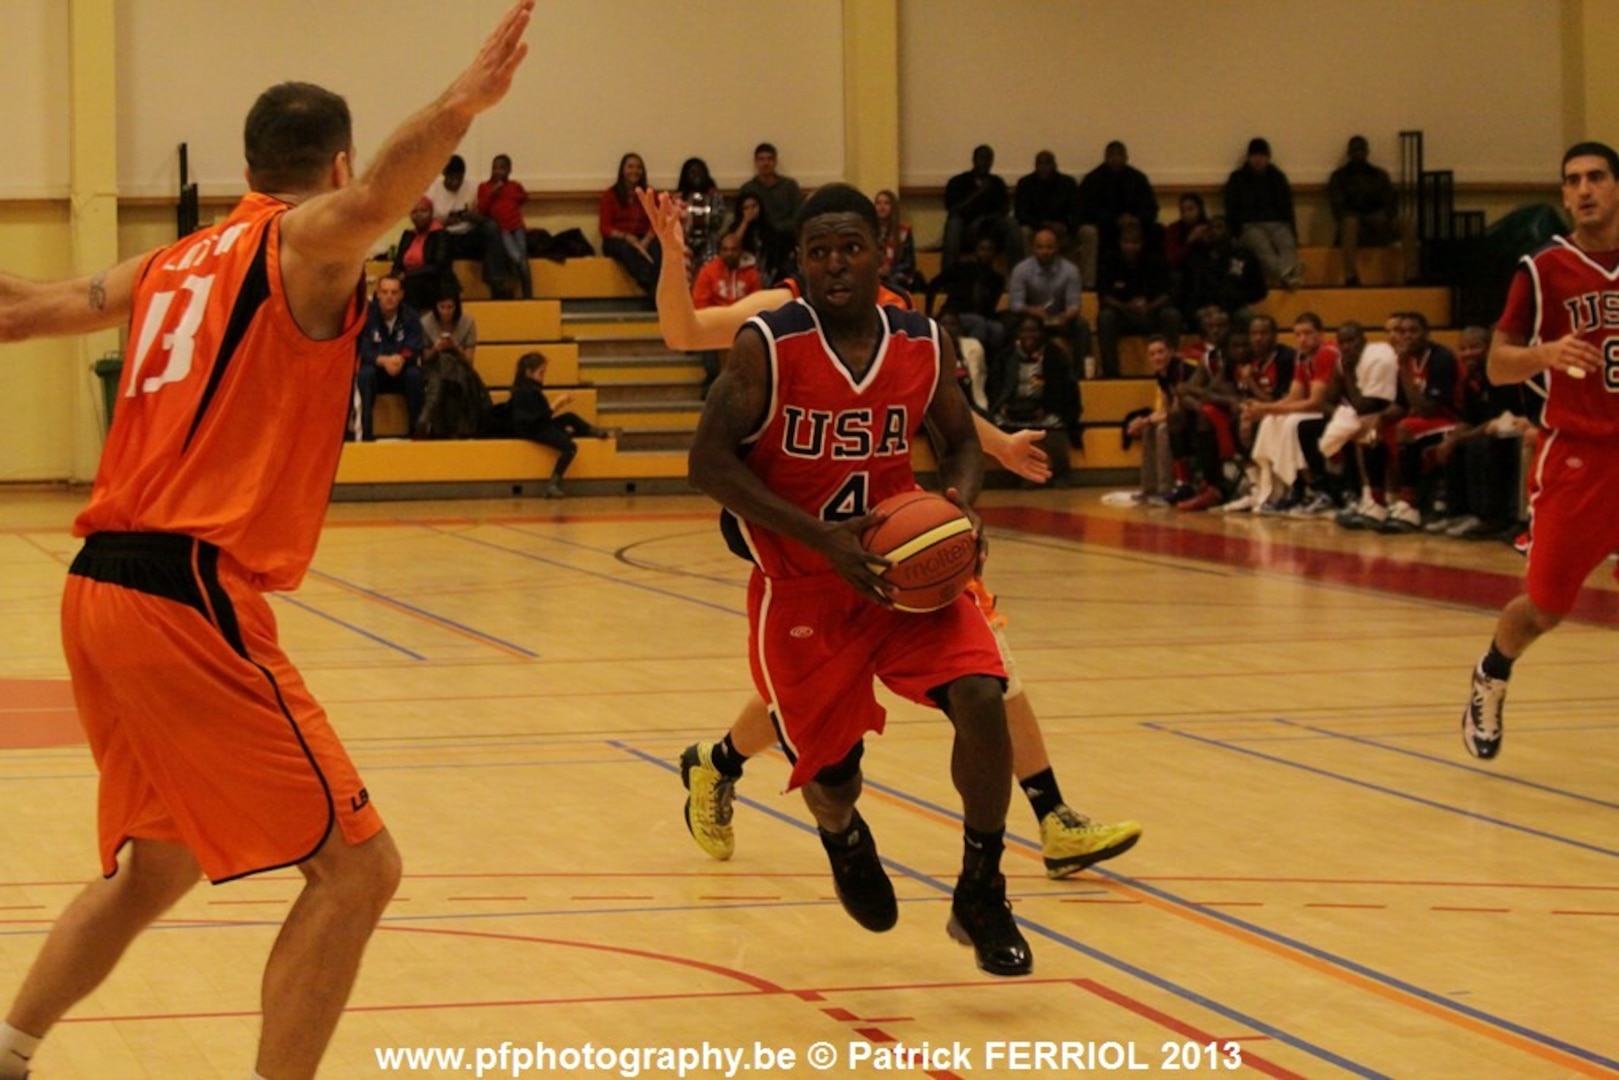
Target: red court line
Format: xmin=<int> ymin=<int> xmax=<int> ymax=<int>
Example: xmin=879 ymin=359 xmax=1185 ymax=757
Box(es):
xmin=446 ymin=896 xmax=528 ymax=902
xmin=982 ymin=506 xmax=1619 ymax=625
xmin=1075 ymin=979 xmax=1303 ymax=1080
xmin=1552 ymin=910 xmax=1619 ymax=917
xmin=1429 ymin=906 xmax=1511 ymax=913
xmin=1304 ymin=903 xmax=1388 ymax=910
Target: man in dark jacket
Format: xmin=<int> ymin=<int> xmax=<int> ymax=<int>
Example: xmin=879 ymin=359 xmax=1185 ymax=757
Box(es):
xmin=1222 ymin=138 xmax=1303 ymax=290
xmin=1328 ymin=135 xmax=1400 ymax=286
xmin=1077 ymin=140 xmax=1159 ymax=288
xmin=943 ymin=144 xmax=1022 ymax=269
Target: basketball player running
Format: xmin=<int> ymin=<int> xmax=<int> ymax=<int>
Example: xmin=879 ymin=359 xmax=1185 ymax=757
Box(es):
xmin=0 ymin=6 xmax=532 ymax=1077
xmin=1462 ymin=141 xmax=1619 ymax=760
xmin=687 ymin=183 xmax=1030 ymax=976
xmin=637 ymin=188 xmax=1142 ymax=880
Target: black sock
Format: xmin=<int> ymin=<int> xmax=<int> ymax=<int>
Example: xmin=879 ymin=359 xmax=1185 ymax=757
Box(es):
xmin=961 ymin=825 xmax=1005 ymax=884
xmin=1019 ymin=767 xmax=1064 ymax=823
xmin=820 ymin=809 xmax=866 ymax=849
xmin=1480 ymin=640 xmax=1516 ymax=681
xmin=709 ymin=733 xmax=748 ymax=778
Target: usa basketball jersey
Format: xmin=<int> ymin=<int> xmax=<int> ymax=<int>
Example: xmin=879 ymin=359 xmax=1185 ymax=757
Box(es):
xmin=732 ymin=300 xmax=943 ymax=579
xmin=1500 ymin=235 xmax=1619 ymax=438
xmin=74 ymin=193 xmax=365 ymax=591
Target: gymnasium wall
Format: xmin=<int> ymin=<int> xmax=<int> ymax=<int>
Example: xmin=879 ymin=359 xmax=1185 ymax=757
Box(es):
xmin=898 ymin=0 xmax=1565 ymax=188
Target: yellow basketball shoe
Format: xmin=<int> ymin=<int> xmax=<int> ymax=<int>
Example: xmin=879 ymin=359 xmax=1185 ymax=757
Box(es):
xmin=1039 ymin=806 xmax=1142 ymax=879
xmin=679 ymin=742 xmax=736 ymax=861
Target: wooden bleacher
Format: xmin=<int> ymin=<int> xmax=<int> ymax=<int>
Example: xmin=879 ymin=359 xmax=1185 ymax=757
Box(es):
xmin=346 ymin=242 xmax=1459 ymax=496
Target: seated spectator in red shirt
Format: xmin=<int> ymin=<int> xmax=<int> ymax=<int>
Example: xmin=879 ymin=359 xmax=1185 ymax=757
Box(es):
xmin=476 ymin=154 xmax=533 ymax=298
xmin=600 ymin=152 xmax=663 ymax=301
xmin=392 ymin=198 xmax=453 ymax=312
xmin=691 ymin=232 xmax=763 ymax=394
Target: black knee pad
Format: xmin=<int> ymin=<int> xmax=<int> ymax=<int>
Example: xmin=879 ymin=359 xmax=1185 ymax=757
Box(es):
xmin=812 ymin=740 xmax=865 ymax=787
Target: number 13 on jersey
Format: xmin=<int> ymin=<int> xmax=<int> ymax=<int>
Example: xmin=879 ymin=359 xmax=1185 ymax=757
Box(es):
xmin=124 ymin=274 xmax=216 ymax=398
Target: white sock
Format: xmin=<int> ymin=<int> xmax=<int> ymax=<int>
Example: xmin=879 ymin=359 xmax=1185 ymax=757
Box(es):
xmin=0 ymin=1022 xmax=41 ymax=1080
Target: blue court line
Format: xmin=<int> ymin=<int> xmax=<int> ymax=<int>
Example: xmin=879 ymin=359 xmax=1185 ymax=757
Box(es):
xmin=1146 ymin=721 xmax=1619 ymax=861
xmin=1271 ymin=717 xmax=1619 ymax=812
xmin=271 ymin=594 xmax=426 ymax=661
xmin=836 ymin=759 xmax=1619 ymax=1075
xmin=304 ymin=569 xmax=539 ymax=658
xmin=434 ymin=527 xmax=746 ymax=619
xmin=610 ymin=741 xmax=1384 ymax=1079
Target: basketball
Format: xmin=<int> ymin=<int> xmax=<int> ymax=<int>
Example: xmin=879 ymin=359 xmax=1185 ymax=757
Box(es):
xmin=860 ymin=491 xmax=979 ymax=612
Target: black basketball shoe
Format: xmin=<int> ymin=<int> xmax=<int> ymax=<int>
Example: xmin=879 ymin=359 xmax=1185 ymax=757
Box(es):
xmin=947 ymin=874 xmax=1033 ymax=976
xmin=820 ymin=811 xmax=898 ymax=932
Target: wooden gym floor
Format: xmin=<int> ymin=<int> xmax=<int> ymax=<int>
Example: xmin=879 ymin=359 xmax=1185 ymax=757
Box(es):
xmin=0 ymin=487 xmax=1614 ymax=1079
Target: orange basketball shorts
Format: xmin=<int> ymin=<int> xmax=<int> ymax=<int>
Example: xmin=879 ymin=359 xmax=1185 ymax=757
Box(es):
xmin=747 ymin=568 xmax=1005 ymax=790
xmin=62 ymin=533 xmax=383 ymax=882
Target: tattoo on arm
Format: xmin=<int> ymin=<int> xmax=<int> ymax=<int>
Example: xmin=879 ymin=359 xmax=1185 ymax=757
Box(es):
xmin=88 ymin=272 xmax=108 ymax=312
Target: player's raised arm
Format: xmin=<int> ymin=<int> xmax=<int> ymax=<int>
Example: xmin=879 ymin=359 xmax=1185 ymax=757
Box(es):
xmin=279 ymin=0 xmax=532 ymax=293
xmin=0 ymin=253 xmax=149 ymax=344
xmin=637 ymin=188 xmax=790 ymax=352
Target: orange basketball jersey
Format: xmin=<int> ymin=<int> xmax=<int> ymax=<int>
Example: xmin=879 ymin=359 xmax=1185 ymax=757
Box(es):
xmin=75 ymin=194 xmax=364 ymax=591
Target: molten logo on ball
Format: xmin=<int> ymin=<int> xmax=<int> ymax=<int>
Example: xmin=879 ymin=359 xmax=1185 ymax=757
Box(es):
xmin=860 ymin=491 xmax=980 ymax=613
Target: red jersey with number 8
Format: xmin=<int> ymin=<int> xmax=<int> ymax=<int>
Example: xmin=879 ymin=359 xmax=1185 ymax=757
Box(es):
xmin=1498 ymin=236 xmax=1619 ymax=438
xmin=74 ymin=193 xmax=364 ymax=591
xmin=733 ymin=300 xmax=942 ymax=579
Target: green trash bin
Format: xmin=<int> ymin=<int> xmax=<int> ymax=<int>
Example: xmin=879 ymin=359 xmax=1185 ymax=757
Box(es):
xmin=93 ymin=352 xmax=123 ymax=432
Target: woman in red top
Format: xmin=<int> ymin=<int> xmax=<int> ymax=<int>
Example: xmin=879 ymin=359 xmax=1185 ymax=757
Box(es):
xmin=391 ymin=197 xmax=452 ymax=310
xmin=599 ymin=152 xmax=662 ymax=298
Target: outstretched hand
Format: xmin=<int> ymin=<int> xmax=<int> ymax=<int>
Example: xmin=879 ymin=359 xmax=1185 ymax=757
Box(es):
xmin=816 ymin=512 xmax=894 ymax=607
xmin=445 ymin=0 xmax=533 ymax=117
xmin=998 ymin=428 xmax=1051 ymax=483
xmin=636 ymin=189 xmax=690 ymax=255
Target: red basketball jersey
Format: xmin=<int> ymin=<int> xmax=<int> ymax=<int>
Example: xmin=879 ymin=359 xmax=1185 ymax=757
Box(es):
xmin=74 ymin=193 xmax=365 ymax=591
xmin=734 ymin=300 xmax=943 ymax=579
xmin=1499 ymin=235 xmax=1619 ymax=438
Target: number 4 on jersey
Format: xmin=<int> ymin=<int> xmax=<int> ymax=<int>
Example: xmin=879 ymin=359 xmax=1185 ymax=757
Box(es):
xmin=822 ymin=472 xmax=870 ymax=522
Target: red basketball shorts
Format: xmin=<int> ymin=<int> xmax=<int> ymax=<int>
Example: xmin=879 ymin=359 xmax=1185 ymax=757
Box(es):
xmin=1524 ymin=433 xmax=1619 ymax=615
xmin=747 ymin=569 xmax=1005 ymax=790
xmin=62 ymin=533 xmax=383 ymax=882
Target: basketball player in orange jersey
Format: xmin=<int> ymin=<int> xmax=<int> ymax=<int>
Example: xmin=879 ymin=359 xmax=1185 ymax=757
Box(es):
xmin=687 ymin=183 xmax=1033 ymax=976
xmin=637 ymin=187 xmax=1142 ymax=881
xmin=0 ymin=6 xmax=532 ymax=1078
xmin=1461 ymin=141 xmax=1619 ymax=760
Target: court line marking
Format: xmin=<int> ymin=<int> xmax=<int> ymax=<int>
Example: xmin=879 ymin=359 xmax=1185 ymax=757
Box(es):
xmin=302 ymin=568 xmax=538 ymax=659
xmin=1144 ymin=722 xmax=1619 ymax=860
xmin=1270 ymin=717 xmax=1619 ymax=810
xmin=271 ymin=594 xmax=426 ymax=661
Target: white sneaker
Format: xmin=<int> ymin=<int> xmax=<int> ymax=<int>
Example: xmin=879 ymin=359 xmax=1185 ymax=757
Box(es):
xmin=1216 ymin=493 xmax=1257 ymax=514
xmin=1444 ymin=515 xmax=1484 ymax=538
xmin=1462 ymin=665 xmax=1506 ymax=760
xmin=1381 ymin=499 xmax=1422 ymax=532
xmin=1356 ymin=498 xmax=1389 ymax=525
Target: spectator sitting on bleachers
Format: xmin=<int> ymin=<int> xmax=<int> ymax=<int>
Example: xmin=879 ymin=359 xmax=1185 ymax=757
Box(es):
xmin=943 ymin=144 xmax=1021 ymax=269
xmin=1378 ymin=311 xmax=1462 ymax=532
xmin=1177 ymin=216 xmax=1267 ymax=320
xmin=392 ymin=198 xmax=453 ymax=313
xmin=723 ymin=192 xmax=781 ymax=286
xmin=510 ymin=351 xmax=612 ymax=500
xmin=1237 ymin=312 xmax=1337 ymax=514
xmin=874 ymin=189 xmax=924 ymax=294
xmin=600 ymin=152 xmax=662 ymax=300
xmin=1096 ymin=220 xmax=1181 ymax=378
xmin=1328 ymin=136 xmax=1400 ymax=287
xmin=691 ymin=232 xmax=763 ymax=395
xmin=1164 ymin=193 xmax=1210 ymax=276
xmin=927 ymin=234 xmax=1008 ymax=353
xmin=1326 ymin=320 xmax=1401 ymax=529
xmin=476 ymin=154 xmax=533 ymax=299
xmin=1428 ymin=326 xmax=1533 ymax=539
xmin=1167 ymin=307 xmax=1245 ymax=511
xmin=427 ymin=155 xmax=512 ymax=299
xmin=355 ymin=275 xmax=426 ymax=442
xmin=736 ymin=142 xmax=802 ymax=272
xmin=1222 ymin=138 xmax=1303 ymax=290
xmin=676 ymin=156 xmax=726 ymax=279
xmin=417 ymin=288 xmax=488 ymax=439
xmin=990 ymin=315 xmax=1079 ymax=487
xmin=1077 ymin=140 xmax=1160 ymax=289
xmin=1011 ymin=228 xmax=1094 ymax=377
xmin=939 ymin=306 xmax=990 ymax=416
xmin=1126 ymin=335 xmax=1192 ymax=503
xmin=1014 ymin=150 xmax=1080 ymax=257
